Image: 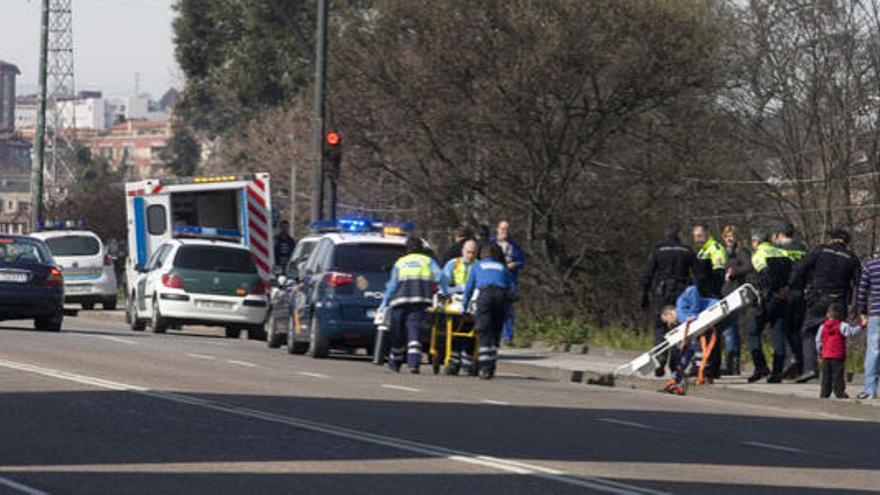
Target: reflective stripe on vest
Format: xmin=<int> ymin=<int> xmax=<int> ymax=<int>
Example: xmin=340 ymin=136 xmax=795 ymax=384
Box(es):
xmin=698 ymin=237 xmax=728 ymax=271
xmin=751 ymin=242 xmax=788 ymax=272
xmin=391 ymin=253 xmax=434 ymax=307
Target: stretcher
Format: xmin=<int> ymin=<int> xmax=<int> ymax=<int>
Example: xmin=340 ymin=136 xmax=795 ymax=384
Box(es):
xmin=426 ymin=294 xmax=478 ymax=375
xmin=613 ymin=284 xmax=760 ymax=378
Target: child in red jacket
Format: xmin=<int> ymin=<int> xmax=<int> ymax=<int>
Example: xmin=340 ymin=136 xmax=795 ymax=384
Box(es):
xmin=815 ymin=303 xmax=862 ymax=399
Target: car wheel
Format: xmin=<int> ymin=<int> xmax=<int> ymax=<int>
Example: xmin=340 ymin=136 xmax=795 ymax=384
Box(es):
xmin=82 ymin=302 xmax=95 ymax=310
xmin=128 ymin=293 xmax=145 ymax=331
xmin=287 ymin=322 xmax=308 ymax=354
xmin=225 ymin=327 xmax=241 ymax=339
xmin=247 ymin=325 xmax=267 ymax=341
xmin=151 ymin=296 xmax=168 ymax=334
xmin=267 ymin=320 xmax=283 ymax=348
xmin=102 ymin=297 xmax=117 ymax=310
xmin=307 ymin=317 xmax=330 ymax=358
xmin=34 ymin=313 xmax=63 ymax=332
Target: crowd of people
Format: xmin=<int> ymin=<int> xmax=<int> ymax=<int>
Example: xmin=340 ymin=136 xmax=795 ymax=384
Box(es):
xmin=378 ymin=220 xmax=525 ymax=380
xmin=642 ymin=222 xmax=879 ymax=400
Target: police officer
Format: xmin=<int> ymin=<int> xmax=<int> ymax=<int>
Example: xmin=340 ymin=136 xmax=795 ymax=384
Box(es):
xmin=791 ymin=229 xmax=860 ymax=383
xmin=641 ymin=223 xmax=695 ymax=377
xmin=693 ymin=224 xmax=727 ymax=377
xmin=379 ymin=235 xmax=441 ymax=374
xmin=462 ymin=243 xmax=514 ymax=380
xmin=274 ymin=220 xmax=296 ymax=268
xmin=747 ymin=228 xmax=794 ymax=383
xmin=772 ymin=222 xmax=809 ymax=379
xmin=439 ymin=239 xmax=478 ymax=374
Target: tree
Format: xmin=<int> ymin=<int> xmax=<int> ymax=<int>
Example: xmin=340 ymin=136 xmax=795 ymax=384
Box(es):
xmin=161 ymin=121 xmax=201 ymax=177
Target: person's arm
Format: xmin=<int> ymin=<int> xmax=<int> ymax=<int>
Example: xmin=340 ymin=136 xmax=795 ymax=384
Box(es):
xmin=841 ymin=322 xmax=862 ymax=338
xmin=858 ymin=263 xmax=871 ymax=316
xmin=675 ymin=287 xmax=696 ymax=321
xmin=380 ymin=265 xmax=399 ymax=309
xmin=439 ymin=260 xmax=454 ymax=295
xmin=815 ymin=325 xmax=822 ymax=355
xmin=790 ymin=247 xmax=819 ymax=288
xmin=510 ymin=241 xmax=525 ymax=271
xmin=462 ymin=264 xmax=479 ymax=311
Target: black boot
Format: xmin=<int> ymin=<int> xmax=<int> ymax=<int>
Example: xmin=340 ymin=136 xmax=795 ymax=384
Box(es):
xmin=731 ymin=352 xmax=740 ymax=376
xmin=722 ymin=352 xmax=735 ymax=376
xmin=748 ymin=350 xmax=769 ymax=383
xmin=767 ymin=354 xmax=785 ymax=383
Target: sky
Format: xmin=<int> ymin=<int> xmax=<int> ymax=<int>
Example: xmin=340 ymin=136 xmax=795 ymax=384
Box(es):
xmin=3 ymin=0 xmax=179 ymax=99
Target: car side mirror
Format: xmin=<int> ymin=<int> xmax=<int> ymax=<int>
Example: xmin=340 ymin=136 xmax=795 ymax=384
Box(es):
xmin=134 ymin=263 xmax=146 ymax=273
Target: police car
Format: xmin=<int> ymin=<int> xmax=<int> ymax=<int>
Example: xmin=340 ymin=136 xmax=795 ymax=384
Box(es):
xmin=127 ymin=238 xmax=269 ymax=339
xmin=266 ymin=234 xmax=321 ymax=348
xmin=281 ymin=218 xmax=416 ymax=358
xmin=31 ymin=223 xmax=118 ymax=310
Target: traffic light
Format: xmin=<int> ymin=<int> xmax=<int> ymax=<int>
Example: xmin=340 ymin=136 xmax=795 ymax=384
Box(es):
xmin=325 ymin=131 xmax=342 ymax=180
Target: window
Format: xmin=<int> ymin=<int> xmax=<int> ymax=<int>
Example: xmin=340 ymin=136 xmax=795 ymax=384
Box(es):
xmin=146 ymin=204 xmax=167 ymax=235
xmin=173 ymin=246 xmax=256 ymax=274
xmin=0 ymin=237 xmax=52 ymax=264
xmin=333 ymin=244 xmax=406 ymax=273
xmin=304 ymin=240 xmax=332 ymax=275
xmin=45 ymin=235 xmax=101 ymax=256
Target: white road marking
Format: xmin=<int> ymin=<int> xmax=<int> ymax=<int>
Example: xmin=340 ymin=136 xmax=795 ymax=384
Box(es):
xmin=596 ymin=418 xmax=659 ymax=431
xmin=381 ymin=384 xmax=421 ymax=393
xmin=0 ymin=358 xmax=665 ymax=495
xmin=185 ymin=353 xmax=215 ymax=360
xmin=741 ymin=441 xmax=806 ymax=454
xmin=296 ymin=372 xmax=329 ymax=379
xmin=0 ymin=474 xmax=50 ymax=495
xmin=80 ymin=335 xmax=138 ymax=345
xmin=226 ymin=360 xmax=257 ymax=368
xmin=480 ymin=399 xmax=511 ymax=406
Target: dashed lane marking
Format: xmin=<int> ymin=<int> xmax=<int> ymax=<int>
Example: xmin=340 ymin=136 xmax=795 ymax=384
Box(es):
xmin=0 ymin=358 xmax=666 ymax=495
xmin=741 ymin=441 xmax=806 ymax=454
xmin=296 ymin=372 xmax=330 ymax=379
xmin=227 ymin=360 xmax=257 ymax=368
xmin=596 ymin=418 xmax=662 ymax=431
xmin=185 ymin=353 xmax=215 ymax=360
xmin=0 ymin=474 xmax=50 ymax=495
xmin=381 ymin=384 xmax=422 ymax=393
xmin=79 ymin=335 xmax=138 ymax=345
xmin=480 ymin=399 xmax=512 ymax=406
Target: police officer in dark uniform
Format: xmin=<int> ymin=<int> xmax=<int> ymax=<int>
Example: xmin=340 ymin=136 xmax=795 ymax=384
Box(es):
xmin=772 ymin=223 xmax=809 ymax=379
xmin=641 ymin=223 xmax=695 ymax=377
xmin=791 ymin=229 xmax=860 ymax=383
xmin=274 ymin=220 xmax=296 ymax=268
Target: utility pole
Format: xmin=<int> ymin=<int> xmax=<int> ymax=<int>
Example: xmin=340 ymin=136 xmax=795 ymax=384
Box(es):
xmin=310 ymin=0 xmax=329 ymax=223
xmin=31 ymin=0 xmax=50 ymax=229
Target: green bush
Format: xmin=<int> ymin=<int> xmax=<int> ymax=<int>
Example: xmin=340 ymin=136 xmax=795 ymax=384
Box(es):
xmin=514 ymin=312 xmax=651 ymax=351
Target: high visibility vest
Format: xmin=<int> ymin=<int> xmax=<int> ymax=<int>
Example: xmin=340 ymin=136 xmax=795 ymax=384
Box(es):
xmin=390 ymin=253 xmax=435 ymax=307
xmin=779 ymin=243 xmax=807 ymax=262
xmin=751 ymin=242 xmax=792 ymax=292
xmin=452 ymin=257 xmax=473 ymax=288
xmin=751 ymin=242 xmax=788 ymax=272
xmin=698 ymin=237 xmax=728 ymax=271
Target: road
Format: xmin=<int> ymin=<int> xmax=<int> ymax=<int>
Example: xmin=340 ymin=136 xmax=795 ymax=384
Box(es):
xmin=0 ymin=314 xmax=878 ymax=495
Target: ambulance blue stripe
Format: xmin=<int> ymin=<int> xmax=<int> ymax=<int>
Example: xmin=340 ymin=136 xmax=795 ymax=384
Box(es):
xmin=240 ymin=188 xmax=249 ymax=247
xmin=133 ymin=196 xmax=147 ymax=265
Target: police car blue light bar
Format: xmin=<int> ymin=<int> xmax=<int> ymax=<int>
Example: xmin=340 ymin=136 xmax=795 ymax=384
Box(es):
xmin=309 ymin=217 xmax=414 ymax=236
xmin=36 ymin=219 xmax=87 ymax=231
xmin=174 ymin=225 xmax=242 ymax=238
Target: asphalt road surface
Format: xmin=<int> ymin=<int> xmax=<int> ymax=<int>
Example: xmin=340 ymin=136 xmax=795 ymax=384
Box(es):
xmin=1 ymin=314 xmax=879 ymax=494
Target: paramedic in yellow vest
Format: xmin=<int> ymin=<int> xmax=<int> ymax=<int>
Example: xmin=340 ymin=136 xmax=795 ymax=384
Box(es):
xmin=379 ymin=235 xmax=441 ymax=374
xmin=693 ymin=223 xmax=728 ymax=378
xmin=438 ymin=239 xmax=478 ymax=375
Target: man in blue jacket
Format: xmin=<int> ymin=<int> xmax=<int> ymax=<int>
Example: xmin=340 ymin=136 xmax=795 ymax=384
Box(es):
xmin=462 ymin=243 xmax=514 ymax=380
xmin=491 ymin=220 xmax=525 ymax=345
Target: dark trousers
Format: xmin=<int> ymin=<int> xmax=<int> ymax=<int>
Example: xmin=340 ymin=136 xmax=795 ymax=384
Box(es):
xmin=475 ymin=286 xmax=510 ymax=373
xmin=820 ymin=358 xmax=846 ymax=398
xmin=802 ymin=292 xmax=844 ymax=375
xmin=389 ymin=303 xmax=427 ymax=369
xmin=748 ymin=297 xmax=788 ymax=373
xmin=784 ymin=292 xmax=806 ymax=373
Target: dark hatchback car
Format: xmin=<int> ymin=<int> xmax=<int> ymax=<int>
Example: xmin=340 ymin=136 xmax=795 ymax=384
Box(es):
xmin=0 ymin=235 xmax=64 ymax=331
xmin=287 ymin=234 xmax=408 ymax=358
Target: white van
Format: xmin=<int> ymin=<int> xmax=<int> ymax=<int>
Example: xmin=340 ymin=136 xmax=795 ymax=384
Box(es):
xmin=30 ymin=230 xmax=118 ymax=310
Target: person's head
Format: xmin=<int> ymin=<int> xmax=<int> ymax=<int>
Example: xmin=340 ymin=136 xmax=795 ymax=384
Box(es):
xmin=660 ymin=305 xmax=678 ymax=327
xmin=828 ymin=228 xmax=850 ymax=245
xmin=279 ymin=220 xmax=290 ymax=235
xmin=722 ymin=225 xmax=738 ymax=248
xmin=496 ymin=220 xmax=510 ymax=241
xmin=692 ymin=224 xmax=709 ymax=246
xmin=461 ymin=239 xmax=478 ymax=263
xmin=751 ymin=228 xmax=769 ymax=250
xmin=454 ymin=227 xmax=475 ymax=243
xmin=664 ymin=222 xmax=680 ymax=242
xmin=480 ymin=243 xmax=504 ymax=262
xmin=771 ymin=222 xmax=795 ymax=244
xmin=405 ymin=235 xmax=423 ymax=255
xmin=827 ymin=302 xmax=846 ymax=321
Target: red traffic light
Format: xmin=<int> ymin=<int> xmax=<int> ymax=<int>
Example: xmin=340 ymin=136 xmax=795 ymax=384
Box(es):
xmin=326 ymin=131 xmax=341 ymax=146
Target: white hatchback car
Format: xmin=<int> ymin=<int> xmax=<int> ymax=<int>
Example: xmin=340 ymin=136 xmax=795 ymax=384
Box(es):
xmin=127 ymin=239 xmax=269 ymax=339
xmin=30 ymin=230 xmax=118 ymax=310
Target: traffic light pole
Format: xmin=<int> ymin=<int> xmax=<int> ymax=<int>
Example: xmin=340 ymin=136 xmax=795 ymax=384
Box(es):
xmin=30 ymin=0 xmax=50 ymax=230
xmin=310 ymin=0 xmax=329 ymax=223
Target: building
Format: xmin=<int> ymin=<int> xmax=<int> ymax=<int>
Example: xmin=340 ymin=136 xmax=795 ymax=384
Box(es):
xmin=0 ymin=60 xmax=20 ymax=132
xmin=60 ymin=96 xmax=107 ymax=131
xmin=89 ymin=119 xmax=171 ymax=179
xmin=0 ymin=174 xmax=30 ymax=234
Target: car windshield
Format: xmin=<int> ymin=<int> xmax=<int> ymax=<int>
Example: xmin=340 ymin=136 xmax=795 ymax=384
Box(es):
xmin=174 ymin=246 xmax=257 ymax=273
xmin=0 ymin=238 xmax=52 ymax=264
xmin=45 ymin=235 xmax=101 ymax=256
xmin=333 ymin=243 xmax=406 ymax=273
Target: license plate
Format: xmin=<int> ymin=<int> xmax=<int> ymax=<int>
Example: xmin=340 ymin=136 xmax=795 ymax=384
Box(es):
xmin=366 ymin=309 xmax=376 ymax=319
xmin=0 ymin=272 xmax=28 ymax=283
xmin=66 ymin=285 xmax=90 ymax=294
xmin=197 ymin=300 xmax=233 ymax=309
